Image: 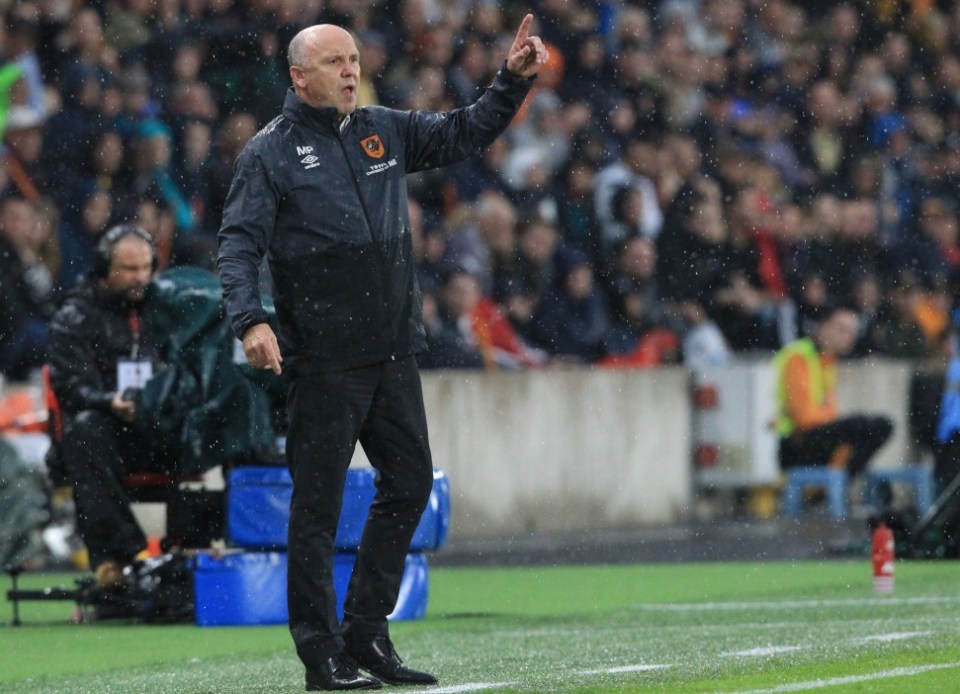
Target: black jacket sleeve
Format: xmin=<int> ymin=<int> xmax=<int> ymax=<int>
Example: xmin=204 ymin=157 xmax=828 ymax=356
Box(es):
xmin=217 ymin=146 xmax=277 ymax=340
xmin=402 ymin=65 xmax=534 ymax=173
xmin=47 ymin=303 xmax=114 ymax=413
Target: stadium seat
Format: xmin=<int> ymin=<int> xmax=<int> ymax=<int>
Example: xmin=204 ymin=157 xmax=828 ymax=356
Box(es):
xmin=781 ymin=467 xmax=848 ymax=519
xmin=863 ymin=466 xmax=934 ymax=515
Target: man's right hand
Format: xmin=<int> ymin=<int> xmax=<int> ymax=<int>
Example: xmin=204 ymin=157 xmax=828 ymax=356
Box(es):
xmin=111 ymin=391 xmax=137 ymax=423
xmin=242 ymin=323 xmax=283 ymax=374
xmin=505 ymin=14 xmax=548 ymax=78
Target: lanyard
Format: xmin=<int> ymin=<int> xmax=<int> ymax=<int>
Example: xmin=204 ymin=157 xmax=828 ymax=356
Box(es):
xmin=128 ymin=309 xmax=141 ymax=360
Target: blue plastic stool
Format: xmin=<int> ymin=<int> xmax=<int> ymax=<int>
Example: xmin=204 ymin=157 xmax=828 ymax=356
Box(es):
xmin=782 ymin=467 xmax=849 ymax=519
xmin=863 ymin=466 xmax=934 ymax=515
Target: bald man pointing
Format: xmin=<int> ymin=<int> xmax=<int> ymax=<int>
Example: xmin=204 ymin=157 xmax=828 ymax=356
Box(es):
xmin=218 ymin=15 xmax=547 ymax=692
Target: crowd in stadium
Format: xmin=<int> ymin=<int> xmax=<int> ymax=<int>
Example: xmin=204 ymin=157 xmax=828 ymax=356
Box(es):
xmin=2 ymin=0 xmax=960 ymax=380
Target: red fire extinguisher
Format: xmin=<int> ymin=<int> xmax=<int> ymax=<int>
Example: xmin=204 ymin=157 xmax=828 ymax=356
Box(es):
xmin=872 ymin=521 xmax=895 ymax=594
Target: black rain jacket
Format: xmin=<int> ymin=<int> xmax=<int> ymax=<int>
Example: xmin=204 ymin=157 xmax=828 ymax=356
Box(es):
xmin=47 ymin=278 xmax=157 ymax=414
xmin=217 ymin=67 xmax=533 ymax=372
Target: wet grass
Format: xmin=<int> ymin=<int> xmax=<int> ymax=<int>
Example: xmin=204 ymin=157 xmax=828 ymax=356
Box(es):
xmin=2 ymin=560 xmax=959 ymax=692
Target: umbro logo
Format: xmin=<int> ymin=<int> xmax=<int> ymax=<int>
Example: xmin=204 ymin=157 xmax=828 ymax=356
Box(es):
xmin=296 ymin=145 xmax=320 ymax=169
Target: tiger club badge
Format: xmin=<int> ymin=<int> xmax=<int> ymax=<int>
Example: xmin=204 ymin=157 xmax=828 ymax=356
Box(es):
xmin=361 ymin=134 xmax=385 ymax=159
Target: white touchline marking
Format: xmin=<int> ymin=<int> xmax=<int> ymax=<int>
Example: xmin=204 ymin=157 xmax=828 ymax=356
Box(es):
xmin=577 ymin=664 xmax=673 ymax=675
xmin=403 ymin=683 xmax=513 ymax=694
xmin=853 ymin=631 xmax=932 ymax=643
xmin=719 ymin=631 xmax=933 ymax=659
xmin=727 ymin=662 xmax=960 ymax=693
xmin=723 ymin=646 xmax=804 ymax=658
xmin=636 ymin=596 xmax=958 ymax=612
xmin=493 ymin=615 xmax=955 ymax=641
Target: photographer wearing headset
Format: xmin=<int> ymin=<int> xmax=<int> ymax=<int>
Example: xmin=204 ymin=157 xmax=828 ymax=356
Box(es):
xmin=47 ymin=224 xmax=173 ymax=582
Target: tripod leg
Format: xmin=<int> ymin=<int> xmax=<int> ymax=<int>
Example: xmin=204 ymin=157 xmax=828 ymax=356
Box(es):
xmin=911 ymin=471 xmax=960 ymax=556
xmin=8 ymin=568 xmax=22 ymax=627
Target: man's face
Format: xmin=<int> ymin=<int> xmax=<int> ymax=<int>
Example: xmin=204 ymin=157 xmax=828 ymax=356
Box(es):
xmin=0 ymin=199 xmax=36 ymax=248
xmin=565 ymin=264 xmax=594 ymax=299
xmin=102 ymin=236 xmax=154 ymax=302
xmin=444 ymin=273 xmax=481 ymax=316
xmin=82 ymin=192 xmax=112 ymax=234
xmin=6 ymin=126 xmax=43 ymax=163
xmin=290 ymin=26 xmax=360 ymax=116
xmin=818 ymin=309 xmax=860 ymax=357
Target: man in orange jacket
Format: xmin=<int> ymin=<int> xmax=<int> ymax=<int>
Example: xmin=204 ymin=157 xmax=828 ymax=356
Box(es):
xmin=774 ymin=303 xmax=893 ymax=478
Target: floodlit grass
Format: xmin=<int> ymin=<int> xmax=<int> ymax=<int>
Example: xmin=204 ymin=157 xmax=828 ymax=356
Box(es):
xmin=2 ymin=560 xmax=959 ymax=692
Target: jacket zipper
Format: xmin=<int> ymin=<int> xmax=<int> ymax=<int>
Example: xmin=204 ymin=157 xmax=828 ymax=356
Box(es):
xmin=335 ymin=123 xmax=395 ymax=357
xmin=335 ymin=128 xmax=376 ymax=242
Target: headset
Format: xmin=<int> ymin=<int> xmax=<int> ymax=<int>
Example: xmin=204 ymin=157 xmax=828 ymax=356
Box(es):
xmin=94 ymin=223 xmax=159 ymax=278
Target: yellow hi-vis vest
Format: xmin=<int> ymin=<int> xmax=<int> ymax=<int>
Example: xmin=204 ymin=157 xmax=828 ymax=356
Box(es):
xmin=773 ymin=337 xmax=833 ymax=438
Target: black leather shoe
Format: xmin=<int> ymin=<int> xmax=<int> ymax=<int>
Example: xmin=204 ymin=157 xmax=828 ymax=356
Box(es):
xmin=346 ymin=635 xmax=438 ymax=686
xmin=305 ymin=655 xmax=382 ymax=691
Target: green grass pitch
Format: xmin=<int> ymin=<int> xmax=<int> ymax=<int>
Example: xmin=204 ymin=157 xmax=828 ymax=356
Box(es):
xmin=2 ymin=560 xmax=959 ymax=693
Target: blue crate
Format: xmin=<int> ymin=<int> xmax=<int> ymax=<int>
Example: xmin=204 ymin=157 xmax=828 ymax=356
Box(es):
xmin=194 ymin=551 xmax=429 ymax=626
xmin=193 ymin=551 xmax=288 ymax=626
xmin=227 ymin=467 xmax=449 ymax=551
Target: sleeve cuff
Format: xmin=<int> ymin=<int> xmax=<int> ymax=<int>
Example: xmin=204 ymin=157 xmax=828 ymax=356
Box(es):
xmin=234 ymin=310 xmax=271 ymax=341
xmin=499 ymin=61 xmax=537 ymax=84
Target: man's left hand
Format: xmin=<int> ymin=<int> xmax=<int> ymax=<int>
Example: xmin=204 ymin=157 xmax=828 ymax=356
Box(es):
xmin=506 ymin=14 xmax=549 ymax=78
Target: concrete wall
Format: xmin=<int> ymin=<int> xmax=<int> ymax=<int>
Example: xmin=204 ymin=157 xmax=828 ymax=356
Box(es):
xmin=420 ymin=368 xmax=692 ymax=538
xmin=346 ymin=360 xmax=920 ymax=539
xmin=836 ymin=359 xmax=917 ymax=469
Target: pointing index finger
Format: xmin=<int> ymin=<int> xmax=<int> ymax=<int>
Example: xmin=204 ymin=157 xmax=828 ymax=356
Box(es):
xmin=513 ymin=13 xmax=533 ymax=48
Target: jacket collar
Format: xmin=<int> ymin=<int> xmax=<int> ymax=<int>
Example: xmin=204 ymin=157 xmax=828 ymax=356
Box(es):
xmin=74 ymin=276 xmax=148 ymax=314
xmin=281 ymin=88 xmax=353 ymax=135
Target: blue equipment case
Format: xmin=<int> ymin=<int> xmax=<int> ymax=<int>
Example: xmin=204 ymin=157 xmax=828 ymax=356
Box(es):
xmin=193 ymin=551 xmax=429 ymax=626
xmin=227 ymin=467 xmax=450 ymax=551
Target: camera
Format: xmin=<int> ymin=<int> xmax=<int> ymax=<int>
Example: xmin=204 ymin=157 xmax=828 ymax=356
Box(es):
xmin=121 ymin=387 xmax=142 ymax=403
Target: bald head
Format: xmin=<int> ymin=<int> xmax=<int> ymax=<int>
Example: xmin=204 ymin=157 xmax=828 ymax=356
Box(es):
xmin=289 ymin=25 xmax=351 ymax=68
xmin=288 ymin=24 xmax=361 ymax=116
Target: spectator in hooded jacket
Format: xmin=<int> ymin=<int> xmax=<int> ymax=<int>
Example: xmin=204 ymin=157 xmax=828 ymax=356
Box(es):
xmin=531 ymin=250 xmax=611 ymax=363
xmin=933 ymin=310 xmax=960 ymax=493
xmin=0 ymin=196 xmax=52 ymax=378
xmin=57 ymin=183 xmax=114 ymax=291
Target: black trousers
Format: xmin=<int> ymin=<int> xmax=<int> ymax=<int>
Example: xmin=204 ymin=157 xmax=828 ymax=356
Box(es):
xmin=779 ymin=415 xmax=894 ymax=477
xmin=61 ymin=410 xmax=174 ymax=569
xmin=285 ymin=356 xmax=434 ymax=669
